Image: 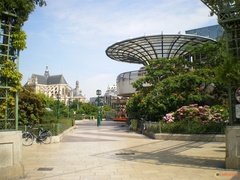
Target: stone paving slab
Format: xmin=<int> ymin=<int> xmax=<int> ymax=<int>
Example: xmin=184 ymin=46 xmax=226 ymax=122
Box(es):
xmin=19 ymin=120 xmax=239 ymax=180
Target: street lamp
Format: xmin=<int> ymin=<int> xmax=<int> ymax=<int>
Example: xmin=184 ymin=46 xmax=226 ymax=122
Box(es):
xmin=68 ymin=98 xmax=71 ymax=118
xmin=56 ymin=93 xmax=61 ymax=119
xmin=96 ymin=89 xmax=101 ymax=126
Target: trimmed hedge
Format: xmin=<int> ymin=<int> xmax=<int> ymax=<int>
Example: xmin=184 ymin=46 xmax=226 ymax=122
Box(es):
xmin=144 ymin=120 xmax=227 ymax=134
xmin=19 ymin=118 xmax=75 ymax=136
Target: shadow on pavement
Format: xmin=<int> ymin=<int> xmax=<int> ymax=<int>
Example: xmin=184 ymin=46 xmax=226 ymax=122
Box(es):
xmin=75 ymin=120 xmax=225 ymax=170
xmin=93 ymin=140 xmax=225 ymax=169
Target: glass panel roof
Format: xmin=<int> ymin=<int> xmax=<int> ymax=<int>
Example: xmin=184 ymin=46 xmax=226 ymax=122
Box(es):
xmin=106 ymin=34 xmax=216 ymax=65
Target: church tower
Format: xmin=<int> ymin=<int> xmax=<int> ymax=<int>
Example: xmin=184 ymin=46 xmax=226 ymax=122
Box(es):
xmin=44 ymin=66 xmax=50 ymax=78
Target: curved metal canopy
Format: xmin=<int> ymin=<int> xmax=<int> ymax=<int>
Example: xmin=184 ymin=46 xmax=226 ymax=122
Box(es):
xmin=106 ymin=34 xmax=216 ymax=65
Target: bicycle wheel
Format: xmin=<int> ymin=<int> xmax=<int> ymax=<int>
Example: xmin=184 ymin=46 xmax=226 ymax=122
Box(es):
xmin=22 ymin=132 xmax=34 ymax=146
xmin=42 ymin=131 xmax=52 ymax=144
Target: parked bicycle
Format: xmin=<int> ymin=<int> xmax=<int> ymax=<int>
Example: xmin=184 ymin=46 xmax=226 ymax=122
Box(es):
xmin=22 ymin=124 xmax=52 ymax=146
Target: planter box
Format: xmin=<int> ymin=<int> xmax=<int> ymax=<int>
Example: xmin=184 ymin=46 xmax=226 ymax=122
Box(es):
xmin=226 ymin=126 xmax=240 ymax=170
xmin=148 ymin=133 xmax=225 ymax=142
xmin=0 ymin=131 xmax=24 ymax=180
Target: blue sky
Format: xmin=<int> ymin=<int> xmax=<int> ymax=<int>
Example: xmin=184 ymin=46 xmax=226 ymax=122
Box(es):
xmin=20 ymin=0 xmax=217 ymax=100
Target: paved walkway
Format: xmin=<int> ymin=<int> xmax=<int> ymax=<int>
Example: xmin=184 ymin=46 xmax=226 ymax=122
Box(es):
xmin=21 ymin=120 xmax=239 ymax=180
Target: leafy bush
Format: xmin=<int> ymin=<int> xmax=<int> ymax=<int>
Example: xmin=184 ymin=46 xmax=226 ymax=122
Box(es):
xmin=145 ymin=104 xmax=228 ymax=134
xmin=19 ymin=118 xmax=75 ymax=136
xmin=164 ymin=104 xmax=229 ymax=124
xmin=145 ymin=122 xmax=160 ymax=133
xmin=161 ymin=121 xmax=188 ymax=134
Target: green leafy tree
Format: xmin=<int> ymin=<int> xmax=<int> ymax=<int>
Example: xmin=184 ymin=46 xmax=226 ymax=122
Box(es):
xmin=215 ymin=56 xmax=240 ymax=86
xmin=0 ymin=60 xmax=22 ymax=120
xmin=0 ymin=0 xmax=46 ymax=28
xmin=0 ymin=0 xmax=46 ymax=125
xmin=0 ymin=0 xmax=46 ymax=55
xmin=44 ymin=98 xmax=68 ymax=120
xmin=37 ymin=93 xmax=55 ymax=108
xmin=126 ymin=92 xmax=149 ymax=119
xmin=36 ymin=93 xmax=57 ymax=122
xmin=70 ymin=100 xmax=83 ymax=112
xmin=149 ymin=69 xmax=227 ymax=114
xmin=80 ymin=103 xmax=97 ymax=115
xmin=0 ymin=60 xmax=22 ymax=91
xmin=102 ymin=105 xmax=114 ymax=118
xmin=102 ymin=105 xmax=113 ymax=112
xmin=19 ymin=87 xmax=46 ymax=125
xmin=59 ymin=102 xmax=69 ymax=118
xmin=127 ymin=41 xmax=228 ymax=120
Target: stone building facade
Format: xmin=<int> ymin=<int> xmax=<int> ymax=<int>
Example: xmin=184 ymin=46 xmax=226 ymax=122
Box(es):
xmin=25 ymin=67 xmax=87 ymax=104
xmin=71 ymin=80 xmax=87 ymax=103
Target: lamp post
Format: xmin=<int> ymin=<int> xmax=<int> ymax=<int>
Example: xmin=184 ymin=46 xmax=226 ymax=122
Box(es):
xmin=96 ymin=90 xmax=101 ymax=127
xmin=68 ymin=98 xmax=71 ymax=118
xmin=56 ymin=93 xmax=61 ymax=119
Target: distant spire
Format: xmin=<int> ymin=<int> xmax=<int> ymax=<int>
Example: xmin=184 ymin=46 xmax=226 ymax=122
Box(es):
xmin=44 ymin=66 xmax=50 ymax=78
xmin=76 ymin=80 xmax=79 ymax=90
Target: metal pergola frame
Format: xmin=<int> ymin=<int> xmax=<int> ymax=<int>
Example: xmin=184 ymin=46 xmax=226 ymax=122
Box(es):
xmin=106 ymin=34 xmax=216 ymax=65
xmin=201 ymin=0 xmax=240 ymax=125
xmin=0 ymin=11 xmax=19 ymax=130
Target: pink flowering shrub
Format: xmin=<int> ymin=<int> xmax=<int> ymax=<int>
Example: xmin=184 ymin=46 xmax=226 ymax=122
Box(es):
xmin=164 ymin=104 xmax=228 ymax=123
xmin=161 ymin=104 xmax=228 ymax=134
xmin=163 ymin=113 xmax=175 ymax=123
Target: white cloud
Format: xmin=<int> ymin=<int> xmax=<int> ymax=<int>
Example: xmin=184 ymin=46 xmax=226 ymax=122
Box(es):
xmin=40 ymin=0 xmax=217 ymax=45
xmin=20 ymin=0 xmax=218 ymax=99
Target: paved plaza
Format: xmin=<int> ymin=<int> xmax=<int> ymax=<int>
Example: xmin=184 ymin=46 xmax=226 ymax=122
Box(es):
xmin=21 ymin=120 xmax=239 ymax=180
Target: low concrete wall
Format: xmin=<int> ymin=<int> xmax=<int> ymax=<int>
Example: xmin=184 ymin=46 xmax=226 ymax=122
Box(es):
xmin=52 ymin=125 xmax=76 ymax=143
xmin=0 ymin=126 xmax=76 ymax=179
xmin=0 ymin=131 xmax=24 ymax=180
xmin=147 ymin=133 xmax=225 ymax=142
xmin=226 ymin=126 xmax=240 ymax=169
xmin=30 ymin=126 xmax=76 ymax=144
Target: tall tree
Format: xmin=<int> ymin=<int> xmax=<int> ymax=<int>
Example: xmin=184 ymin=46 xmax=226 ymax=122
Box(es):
xmin=0 ymin=1 xmax=46 ymax=126
xmin=0 ymin=0 xmax=46 ymax=28
xmin=127 ymin=41 xmax=228 ymax=120
xmin=19 ymin=87 xmax=46 ymax=125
